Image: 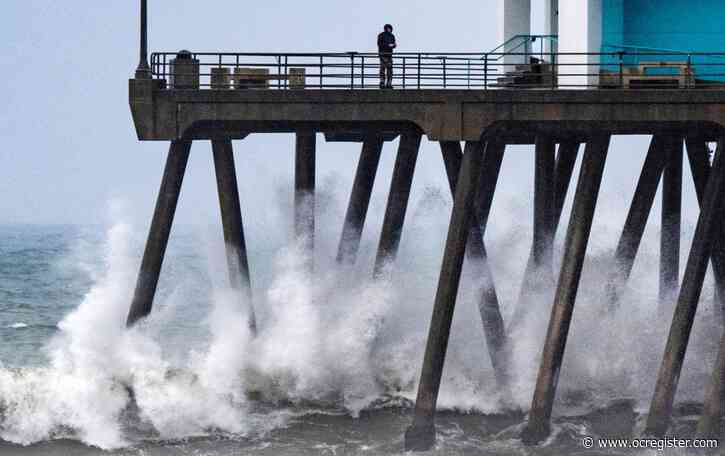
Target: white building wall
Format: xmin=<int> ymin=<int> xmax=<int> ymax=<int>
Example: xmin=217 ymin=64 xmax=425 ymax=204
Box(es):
xmin=544 ymin=0 xmax=559 ymax=54
xmin=558 ymin=0 xmax=602 ymax=87
xmin=498 ymin=0 xmax=532 ymax=69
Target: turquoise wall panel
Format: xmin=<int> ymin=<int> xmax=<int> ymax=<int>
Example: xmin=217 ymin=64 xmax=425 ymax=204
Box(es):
xmin=602 ymin=0 xmax=725 ymax=80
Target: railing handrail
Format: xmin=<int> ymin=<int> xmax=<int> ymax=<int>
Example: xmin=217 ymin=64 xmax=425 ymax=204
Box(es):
xmin=487 ymin=34 xmax=558 ymax=55
xmin=148 ymin=50 xmax=725 ymax=91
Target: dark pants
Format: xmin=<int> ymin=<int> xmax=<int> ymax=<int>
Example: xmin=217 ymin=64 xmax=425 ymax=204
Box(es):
xmin=379 ymin=54 xmax=393 ymax=88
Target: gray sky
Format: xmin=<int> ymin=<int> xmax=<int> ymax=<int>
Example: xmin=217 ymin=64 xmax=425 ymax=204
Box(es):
xmin=0 ymin=1 xmax=696 ymax=229
xmin=0 ymin=0 xmax=511 ymax=225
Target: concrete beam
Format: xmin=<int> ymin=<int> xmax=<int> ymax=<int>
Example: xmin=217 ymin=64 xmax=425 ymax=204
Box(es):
xmin=126 ymin=140 xmax=191 ymax=326
xmin=685 ymin=137 xmax=725 ymax=322
xmin=129 ymin=83 xmax=725 ymax=142
xmin=440 ymin=140 xmax=510 ymax=390
xmin=295 ymin=131 xmax=316 ymax=272
xmin=660 ymin=135 xmax=683 ymax=308
xmin=404 ymin=140 xmax=486 ymax=452
xmin=336 ymin=136 xmax=385 ymax=265
xmin=373 ymin=131 xmax=422 ymax=278
xmin=533 ymin=135 xmax=557 ymax=278
xmin=212 ymin=139 xmax=255 ymax=332
xmin=646 ymin=137 xmax=725 ymax=437
xmin=522 ymin=134 xmax=610 ymax=445
xmin=604 ymin=135 xmax=667 ymax=309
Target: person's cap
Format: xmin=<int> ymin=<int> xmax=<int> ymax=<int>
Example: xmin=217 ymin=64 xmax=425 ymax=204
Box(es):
xmin=384 ymin=24 xmax=393 ymax=31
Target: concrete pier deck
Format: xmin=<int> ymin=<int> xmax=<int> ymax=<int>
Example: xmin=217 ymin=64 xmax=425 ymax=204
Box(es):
xmin=130 ymin=81 xmax=725 ymax=141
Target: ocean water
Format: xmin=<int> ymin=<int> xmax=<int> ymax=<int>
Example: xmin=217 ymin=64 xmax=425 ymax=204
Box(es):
xmin=0 ymin=154 xmax=722 ymax=455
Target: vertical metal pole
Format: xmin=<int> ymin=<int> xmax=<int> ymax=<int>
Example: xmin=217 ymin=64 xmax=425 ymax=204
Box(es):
xmin=660 ymin=135 xmax=683 ymax=308
xmin=522 ymin=134 xmax=610 ymax=445
xmin=135 ymin=0 xmax=151 ymax=78
xmin=126 ymin=140 xmax=191 ymax=326
xmin=337 ymin=136 xmax=384 ymax=264
xmin=604 ymin=135 xmax=667 ymax=309
xmin=212 ymin=139 xmax=256 ymax=332
xmin=646 ymin=137 xmax=725 ymax=437
xmin=404 ymin=141 xmax=486 ymax=452
xmin=373 ymin=131 xmax=422 ymax=278
xmin=295 ymin=132 xmax=316 ymax=273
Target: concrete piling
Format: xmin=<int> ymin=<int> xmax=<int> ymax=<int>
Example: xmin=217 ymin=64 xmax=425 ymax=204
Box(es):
xmin=439 ymin=141 xmax=510 ymax=389
xmin=604 ymin=135 xmax=666 ymax=308
xmin=532 ymin=135 xmax=557 ymax=278
xmin=295 ymin=131 xmax=316 ymax=272
xmin=686 ymin=137 xmax=725 ymax=321
xmin=645 ymin=137 xmax=725 ymax=437
xmin=696 ymin=326 xmax=725 ymax=439
xmin=336 ymin=136 xmax=384 ymax=265
xmin=126 ymin=140 xmax=192 ymax=327
xmin=373 ymin=131 xmax=422 ymax=278
xmin=522 ymin=134 xmax=610 ymax=445
xmin=405 ymin=141 xmax=486 ymax=452
xmin=509 ymin=140 xmax=579 ymax=330
xmin=212 ymin=139 xmax=256 ymax=332
xmin=660 ymin=135 xmax=683 ymax=308
xmin=553 ymin=141 xmax=581 ymax=225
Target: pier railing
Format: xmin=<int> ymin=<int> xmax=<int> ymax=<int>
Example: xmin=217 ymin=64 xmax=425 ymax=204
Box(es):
xmin=149 ymin=51 xmax=725 ymax=90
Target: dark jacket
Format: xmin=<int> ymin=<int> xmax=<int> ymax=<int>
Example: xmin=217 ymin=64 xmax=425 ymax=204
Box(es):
xmin=378 ymin=31 xmax=396 ymax=54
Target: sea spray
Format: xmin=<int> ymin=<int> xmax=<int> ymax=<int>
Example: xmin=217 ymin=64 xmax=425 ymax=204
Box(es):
xmin=0 ymin=150 xmax=724 ymax=451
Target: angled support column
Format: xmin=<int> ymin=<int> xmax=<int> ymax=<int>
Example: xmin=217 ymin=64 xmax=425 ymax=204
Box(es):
xmin=553 ymin=141 xmax=581 ymax=226
xmin=212 ymin=139 xmax=256 ymax=332
xmin=295 ymin=132 xmax=316 ymax=272
xmin=696 ymin=326 xmax=725 ymax=439
xmin=373 ymin=131 xmax=422 ymax=278
xmin=660 ymin=135 xmax=683 ymax=308
xmin=337 ymin=136 xmax=384 ymax=264
xmin=604 ymin=135 xmax=667 ymax=308
xmin=509 ymin=140 xmax=579 ymax=330
xmin=440 ymin=140 xmax=510 ymax=389
xmin=522 ymin=134 xmax=610 ymax=445
xmin=127 ymin=140 xmax=192 ymax=327
xmin=405 ymin=141 xmax=486 ymax=452
xmin=686 ymin=137 xmax=725 ymax=322
xmin=646 ymin=137 xmax=725 ymax=437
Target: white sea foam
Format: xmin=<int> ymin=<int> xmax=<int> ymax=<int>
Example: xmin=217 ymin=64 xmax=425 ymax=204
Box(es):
xmin=6 ymin=323 xmax=28 ymax=329
xmin=0 ymin=147 xmax=721 ymax=448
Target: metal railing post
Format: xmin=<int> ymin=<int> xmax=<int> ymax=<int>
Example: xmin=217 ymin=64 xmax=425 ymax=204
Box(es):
xmin=320 ymin=56 xmax=323 ymax=89
xmin=361 ymin=55 xmax=365 ymax=89
xmin=403 ymin=57 xmax=407 ymax=89
xmin=418 ymin=54 xmax=421 ymax=89
xmin=484 ymin=55 xmax=488 ymax=90
xmin=350 ymin=53 xmax=355 ymax=89
xmin=619 ymin=52 xmax=625 ymax=88
xmin=277 ymin=56 xmax=281 ymax=90
xmin=467 ymin=59 xmax=471 ymax=89
xmin=443 ymin=57 xmax=447 ymax=88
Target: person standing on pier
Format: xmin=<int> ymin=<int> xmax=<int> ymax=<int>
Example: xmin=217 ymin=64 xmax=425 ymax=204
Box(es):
xmin=378 ymin=24 xmax=396 ymax=89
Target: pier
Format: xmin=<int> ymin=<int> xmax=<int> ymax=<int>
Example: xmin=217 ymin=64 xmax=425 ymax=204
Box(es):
xmin=127 ymin=1 xmax=725 ymax=451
